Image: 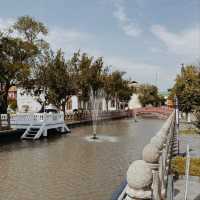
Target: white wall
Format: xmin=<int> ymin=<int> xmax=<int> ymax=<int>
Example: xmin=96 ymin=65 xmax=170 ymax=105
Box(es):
xmin=17 ymin=88 xmax=42 ymax=113
xmin=66 ymin=95 xmax=78 ymax=113
xmin=128 ymin=94 xmax=142 ymax=109
xmin=66 ymin=96 xmax=117 ymax=112
xmin=72 ymin=96 xmax=78 ymax=110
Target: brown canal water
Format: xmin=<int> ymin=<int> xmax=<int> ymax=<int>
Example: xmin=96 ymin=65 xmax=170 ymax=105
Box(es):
xmin=0 ymin=118 xmax=163 ymax=200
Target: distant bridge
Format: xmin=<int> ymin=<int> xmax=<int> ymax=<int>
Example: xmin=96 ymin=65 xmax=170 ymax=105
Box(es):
xmin=133 ymin=107 xmax=173 ymax=119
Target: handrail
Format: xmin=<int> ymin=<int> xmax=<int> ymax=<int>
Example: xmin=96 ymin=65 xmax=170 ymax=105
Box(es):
xmin=116 ymin=110 xmax=176 ymax=200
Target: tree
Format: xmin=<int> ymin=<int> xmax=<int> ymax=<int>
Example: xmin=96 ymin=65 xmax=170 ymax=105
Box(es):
xmin=111 ymin=71 xmax=127 ymax=109
xmin=138 ymin=84 xmax=161 ymax=107
xmin=118 ymin=79 xmax=133 ymax=109
xmin=70 ymin=52 xmax=105 ymax=109
xmin=71 ymin=52 xmax=92 ymax=108
xmin=40 ymin=49 xmax=77 ymax=115
xmin=13 ymin=15 xmax=48 ymax=44
xmin=171 ymin=65 xmax=200 ymax=114
xmin=0 ymin=36 xmax=38 ymax=113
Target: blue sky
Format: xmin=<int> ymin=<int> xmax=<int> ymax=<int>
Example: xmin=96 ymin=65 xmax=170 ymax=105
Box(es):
xmin=0 ymin=0 xmax=199 ymax=91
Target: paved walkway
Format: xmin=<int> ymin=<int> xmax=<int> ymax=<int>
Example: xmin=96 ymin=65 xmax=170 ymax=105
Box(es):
xmin=174 ymin=120 xmax=200 ymax=200
xmin=174 ymin=176 xmax=200 ymax=200
xmin=179 ymin=122 xmax=200 ymax=157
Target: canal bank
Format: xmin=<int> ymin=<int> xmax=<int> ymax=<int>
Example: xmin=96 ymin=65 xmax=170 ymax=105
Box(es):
xmin=0 ymin=108 xmax=170 ymax=139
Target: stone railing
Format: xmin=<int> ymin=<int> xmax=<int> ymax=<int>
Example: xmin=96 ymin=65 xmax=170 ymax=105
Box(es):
xmin=118 ymin=111 xmax=176 ymax=200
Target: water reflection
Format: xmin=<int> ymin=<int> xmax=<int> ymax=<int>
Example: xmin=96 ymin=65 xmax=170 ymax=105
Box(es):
xmin=0 ymin=118 xmax=163 ymax=200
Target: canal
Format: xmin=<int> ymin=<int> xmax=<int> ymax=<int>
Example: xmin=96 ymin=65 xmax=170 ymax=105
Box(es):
xmin=0 ymin=118 xmax=163 ymax=200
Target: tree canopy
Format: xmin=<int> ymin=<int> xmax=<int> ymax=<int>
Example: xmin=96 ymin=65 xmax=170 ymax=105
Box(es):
xmin=171 ymin=65 xmax=200 ymax=113
xmin=138 ymin=84 xmax=161 ymax=107
xmin=0 ymin=36 xmax=38 ymax=113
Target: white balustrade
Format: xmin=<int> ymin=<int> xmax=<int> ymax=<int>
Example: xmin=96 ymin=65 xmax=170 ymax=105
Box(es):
xmin=9 ymin=112 xmax=64 ymax=127
xmin=0 ymin=114 xmax=8 ymax=120
xmin=0 ymin=114 xmax=10 ymax=127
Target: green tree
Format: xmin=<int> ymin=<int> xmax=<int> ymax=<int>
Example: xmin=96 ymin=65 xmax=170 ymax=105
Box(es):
xmin=70 ymin=52 xmax=105 ymax=109
xmin=102 ymin=69 xmax=133 ymax=111
xmin=72 ymin=52 xmax=92 ymax=108
xmin=0 ymin=36 xmax=38 ymax=113
xmin=42 ymin=49 xmax=77 ymax=115
xmin=12 ymin=16 xmax=53 ymax=107
xmin=138 ymin=84 xmax=160 ymax=107
xmin=171 ymin=65 xmax=200 ymax=114
xmin=13 ymin=15 xmax=48 ymax=44
xmin=118 ymin=79 xmax=133 ymax=109
xmin=111 ymin=71 xmax=128 ymax=109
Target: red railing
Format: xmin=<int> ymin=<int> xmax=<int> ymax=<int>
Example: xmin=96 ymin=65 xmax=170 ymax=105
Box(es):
xmin=133 ymin=106 xmax=173 ymax=118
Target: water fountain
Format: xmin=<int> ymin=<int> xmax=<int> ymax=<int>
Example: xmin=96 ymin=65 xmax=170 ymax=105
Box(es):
xmin=90 ymin=88 xmax=104 ymax=140
xmin=85 ymin=88 xmax=119 ymax=143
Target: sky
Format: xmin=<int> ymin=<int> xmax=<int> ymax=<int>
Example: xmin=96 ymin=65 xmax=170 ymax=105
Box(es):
xmin=0 ymin=0 xmax=200 ymax=91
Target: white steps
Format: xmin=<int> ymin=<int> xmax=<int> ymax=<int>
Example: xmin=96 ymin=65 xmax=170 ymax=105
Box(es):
xmin=21 ymin=125 xmax=44 ymax=140
xmin=21 ymin=123 xmax=70 ymax=140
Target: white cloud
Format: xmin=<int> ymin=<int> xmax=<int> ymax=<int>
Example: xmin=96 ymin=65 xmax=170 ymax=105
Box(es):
xmin=0 ymin=18 xmax=15 ymax=31
xmin=46 ymin=27 xmax=93 ymax=55
xmin=151 ymin=24 xmax=200 ymax=62
xmin=103 ymin=55 xmax=175 ymax=90
xmin=113 ymin=0 xmax=142 ymax=37
xmin=46 ymin=27 xmax=162 ymax=87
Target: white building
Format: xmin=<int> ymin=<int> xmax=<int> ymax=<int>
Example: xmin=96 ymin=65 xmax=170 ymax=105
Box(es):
xmin=128 ymin=94 xmax=142 ymax=109
xmin=16 ymin=90 xmax=118 ymax=114
xmin=16 ymin=81 xmax=142 ymax=113
xmin=128 ymin=81 xmax=142 ymax=109
xmin=65 ymin=95 xmax=117 ymax=113
xmin=17 ymin=88 xmax=43 ymax=113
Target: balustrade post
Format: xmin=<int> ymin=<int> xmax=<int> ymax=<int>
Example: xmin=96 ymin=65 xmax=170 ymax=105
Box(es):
xmin=143 ymin=143 xmax=163 ymax=200
xmin=125 ymin=160 xmax=153 ymax=200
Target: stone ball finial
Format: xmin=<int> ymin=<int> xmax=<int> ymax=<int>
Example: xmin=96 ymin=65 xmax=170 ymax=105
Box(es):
xmin=127 ymin=160 xmax=152 ymax=190
xmin=150 ymin=135 xmax=164 ymax=150
xmin=142 ymin=143 xmax=160 ymax=163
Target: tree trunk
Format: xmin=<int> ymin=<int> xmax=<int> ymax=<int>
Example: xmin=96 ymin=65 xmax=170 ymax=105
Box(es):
xmin=2 ymin=84 xmax=9 ymax=114
xmin=61 ymin=101 xmax=66 ymax=118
